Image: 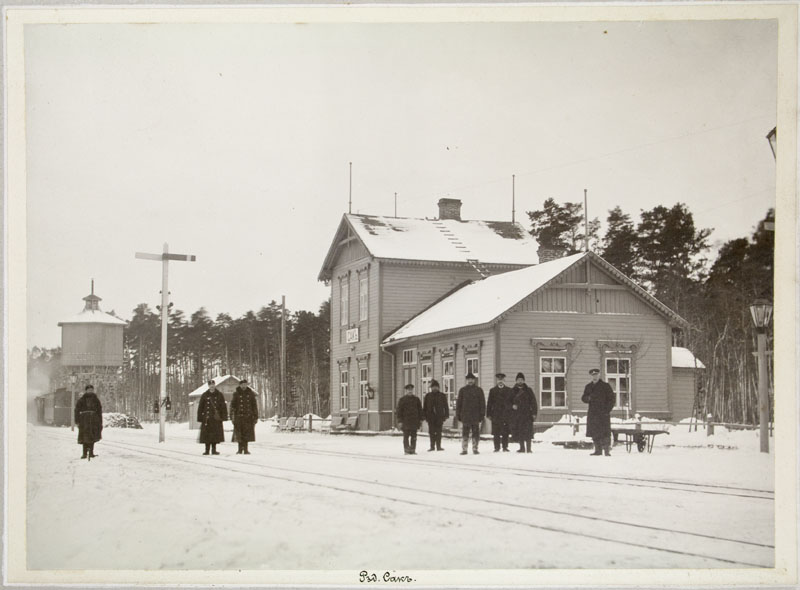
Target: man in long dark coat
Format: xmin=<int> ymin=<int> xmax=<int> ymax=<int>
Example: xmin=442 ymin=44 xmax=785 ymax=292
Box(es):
xmin=396 ymin=383 xmax=423 ymax=454
xmin=197 ymin=379 xmax=228 ymax=455
xmin=582 ymin=368 xmax=616 ymax=456
xmin=423 ymin=379 xmax=449 ymax=452
xmin=511 ymin=372 xmax=537 ymax=453
xmin=486 ymin=372 xmax=513 ymax=452
xmin=74 ymin=384 xmax=102 ymax=459
xmin=230 ymin=378 xmax=258 ymax=454
xmin=455 ymin=372 xmax=486 ymax=455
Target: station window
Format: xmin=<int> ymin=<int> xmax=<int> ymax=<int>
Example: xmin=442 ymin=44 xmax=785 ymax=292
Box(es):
xmin=340 ymin=369 xmax=349 ymax=410
xmin=442 ymin=359 xmax=455 ymax=409
xmin=605 ymin=357 xmax=632 ymax=409
xmin=540 ymin=356 xmax=567 ymax=408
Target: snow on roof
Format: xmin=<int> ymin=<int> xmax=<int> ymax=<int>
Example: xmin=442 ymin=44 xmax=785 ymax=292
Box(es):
xmin=57 ymin=309 xmax=127 ymax=326
xmin=187 ymin=374 xmax=256 ymax=398
xmin=672 ymin=347 xmax=706 ymax=369
xmin=347 ymin=214 xmax=538 ymax=265
xmin=384 ymin=253 xmax=585 ymax=343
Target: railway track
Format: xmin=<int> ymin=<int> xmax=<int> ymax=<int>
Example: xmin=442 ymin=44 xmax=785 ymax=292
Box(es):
xmin=262 ymin=441 xmax=775 ymax=501
xmin=40 ymin=430 xmax=774 ymax=568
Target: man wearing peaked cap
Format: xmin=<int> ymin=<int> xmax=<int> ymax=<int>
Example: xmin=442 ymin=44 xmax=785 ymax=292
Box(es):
xmin=582 ymin=368 xmax=615 ymax=456
xmin=396 ymin=383 xmax=423 ymax=455
xmin=231 ymin=378 xmax=258 ymax=455
xmin=487 ymin=372 xmax=513 ymax=452
xmin=423 ymin=379 xmax=449 ymax=451
xmin=511 ymin=372 xmax=537 ymax=453
xmin=456 ymin=372 xmax=485 ymax=455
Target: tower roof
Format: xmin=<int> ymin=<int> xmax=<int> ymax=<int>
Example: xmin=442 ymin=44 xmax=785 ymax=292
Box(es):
xmin=58 ymin=282 xmax=126 ymax=327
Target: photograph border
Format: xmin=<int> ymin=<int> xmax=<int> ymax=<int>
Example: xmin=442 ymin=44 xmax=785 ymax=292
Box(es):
xmin=4 ymin=2 xmax=798 ymax=587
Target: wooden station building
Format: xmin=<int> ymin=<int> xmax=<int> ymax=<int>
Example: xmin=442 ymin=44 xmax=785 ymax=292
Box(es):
xmin=318 ymin=199 xmax=703 ymax=431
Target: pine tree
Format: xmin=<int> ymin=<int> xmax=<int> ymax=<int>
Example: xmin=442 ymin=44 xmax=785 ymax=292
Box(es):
xmin=600 ymin=206 xmax=639 ymax=278
xmin=527 ymin=198 xmax=599 ymax=254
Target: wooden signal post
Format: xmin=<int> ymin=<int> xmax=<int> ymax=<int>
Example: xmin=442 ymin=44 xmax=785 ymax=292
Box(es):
xmin=135 ymin=243 xmax=196 ymax=442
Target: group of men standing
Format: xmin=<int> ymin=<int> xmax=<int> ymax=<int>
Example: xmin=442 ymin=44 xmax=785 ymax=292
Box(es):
xmin=394 ymin=368 xmax=617 ymax=457
xmin=395 ymin=371 xmax=540 ymax=455
xmin=196 ymin=378 xmax=259 ymax=455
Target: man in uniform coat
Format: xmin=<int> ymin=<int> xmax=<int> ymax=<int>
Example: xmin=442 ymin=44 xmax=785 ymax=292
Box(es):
xmin=230 ymin=378 xmax=259 ymax=455
xmin=74 ymin=384 xmax=102 ymax=459
xmin=511 ymin=372 xmax=537 ymax=453
xmin=455 ymin=372 xmax=486 ymax=455
xmin=486 ymin=372 xmax=513 ymax=452
xmin=423 ymin=379 xmax=449 ymax=452
xmin=197 ymin=379 xmax=228 ymax=455
xmin=396 ymin=383 xmax=423 ymax=454
xmin=582 ymin=368 xmax=616 ymax=456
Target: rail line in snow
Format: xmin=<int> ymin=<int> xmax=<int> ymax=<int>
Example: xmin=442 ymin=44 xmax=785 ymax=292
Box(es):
xmin=262 ymin=441 xmax=775 ymax=501
xmin=44 ymin=431 xmax=773 ymax=569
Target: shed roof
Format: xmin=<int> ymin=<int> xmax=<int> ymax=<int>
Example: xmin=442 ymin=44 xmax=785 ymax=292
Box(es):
xmin=671 ymin=347 xmax=706 ymax=369
xmin=58 ymin=309 xmax=127 ymax=327
xmin=319 ymin=214 xmax=538 ymax=280
xmin=382 ymin=251 xmax=687 ymax=344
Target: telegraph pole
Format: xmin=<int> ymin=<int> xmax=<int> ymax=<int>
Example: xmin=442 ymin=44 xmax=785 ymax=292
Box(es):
xmin=280 ymin=296 xmax=287 ymax=416
xmin=135 ymin=243 xmax=196 ymax=442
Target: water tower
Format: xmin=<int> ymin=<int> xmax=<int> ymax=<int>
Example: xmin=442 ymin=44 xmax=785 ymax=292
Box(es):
xmin=57 ymin=281 xmax=126 ymax=415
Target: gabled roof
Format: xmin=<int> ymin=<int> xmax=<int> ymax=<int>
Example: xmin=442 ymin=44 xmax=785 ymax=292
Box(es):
xmin=382 ymin=251 xmax=688 ymax=344
xmin=188 ymin=374 xmax=260 ymax=398
xmin=318 ymin=213 xmax=539 ymax=281
xmin=672 ymin=347 xmax=705 ymax=369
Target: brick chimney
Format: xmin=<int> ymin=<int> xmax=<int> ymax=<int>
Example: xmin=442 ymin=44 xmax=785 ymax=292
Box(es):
xmin=437 ymin=198 xmax=462 ymax=221
xmin=537 ymin=245 xmax=565 ymax=264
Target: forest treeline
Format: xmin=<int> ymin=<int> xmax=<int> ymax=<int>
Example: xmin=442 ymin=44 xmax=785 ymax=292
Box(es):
xmin=29 ymin=201 xmax=773 ymax=425
xmin=529 ymin=199 xmax=774 ymax=424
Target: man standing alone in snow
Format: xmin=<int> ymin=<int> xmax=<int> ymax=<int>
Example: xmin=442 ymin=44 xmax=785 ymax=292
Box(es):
xmin=582 ymin=368 xmax=615 ymax=456
xmin=75 ymin=384 xmax=102 ymax=459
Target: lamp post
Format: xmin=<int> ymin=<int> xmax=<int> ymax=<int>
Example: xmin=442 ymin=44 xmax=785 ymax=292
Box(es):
xmin=749 ymin=299 xmax=773 ymax=453
xmin=69 ymin=374 xmax=77 ymax=431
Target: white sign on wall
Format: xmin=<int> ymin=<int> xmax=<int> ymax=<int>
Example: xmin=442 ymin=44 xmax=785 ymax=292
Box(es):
xmin=346 ymin=328 xmax=360 ymax=343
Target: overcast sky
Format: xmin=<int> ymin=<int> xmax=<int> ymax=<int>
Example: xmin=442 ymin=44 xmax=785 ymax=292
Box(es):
xmin=25 ymin=19 xmax=777 ymax=348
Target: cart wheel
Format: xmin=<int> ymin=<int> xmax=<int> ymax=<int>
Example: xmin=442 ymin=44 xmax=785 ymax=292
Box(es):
xmin=637 ymin=440 xmax=646 ymax=452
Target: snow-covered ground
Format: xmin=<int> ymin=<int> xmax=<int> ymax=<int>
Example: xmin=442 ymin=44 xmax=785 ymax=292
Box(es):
xmin=26 ymin=420 xmax=774 ymax=571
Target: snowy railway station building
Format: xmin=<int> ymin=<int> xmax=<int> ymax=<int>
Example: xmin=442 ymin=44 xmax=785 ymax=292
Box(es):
xmin=318 ymin=199 xmax=703 ymax=432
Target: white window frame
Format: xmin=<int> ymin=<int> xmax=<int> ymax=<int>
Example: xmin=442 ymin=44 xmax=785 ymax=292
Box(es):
xmin=605 ymin=357 xmax=632 ymax=409
xmin=359 ymin=276 xmax=368 ymax=322
xmin=421 ymin=362 xmax=432 ymax=395
xmin=539 ymin=355 xmax=567 ymax=408
xmin=340 ymin=369 xmax=349 ymax=410
xmin=340 ymin=280 xmax=349 ymax=327
xmin=442 ymin=358 xmax=455 ymax=409
xmin=402 ymin=348 xmax=417 ymax=391
xmin=359 ymin=367 xmax=369 ymax=409
xmin=466 ymin=357 xmax=479 ymax=385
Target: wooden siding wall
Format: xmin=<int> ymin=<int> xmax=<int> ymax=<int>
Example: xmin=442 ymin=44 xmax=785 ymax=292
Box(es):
xmin=380 ymin=264 xmax=484 ymax=335
xmin=61 ymin=324 xmax=124 ymax=366
xmin=670 ymin=368 xmax=697 ymax=421
xmin=328 ymin=244 xmax=383 ymax=428
xmin=522 ymin=285 xmax=652 ymax=315
xmin=391 ymin=330 xmax=495 ymax=430
xmin=499 ymin=310 xmax=671 ymax=416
